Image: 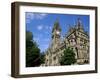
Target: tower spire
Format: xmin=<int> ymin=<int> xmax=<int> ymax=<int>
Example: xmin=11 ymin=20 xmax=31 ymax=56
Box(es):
xmin=51 ymin=19 xmax=61 ymax=48
xmin=76 ymin=18 xmax=84 ymax=31
xmin=77 ymin=18 xmax=82 ymax=27
xmin=52 ymin=19 xmax=61 ymax=33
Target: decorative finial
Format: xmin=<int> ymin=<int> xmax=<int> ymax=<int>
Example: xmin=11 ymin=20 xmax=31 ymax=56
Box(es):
xmin=77 ymin=18 xmax=82 ymax=26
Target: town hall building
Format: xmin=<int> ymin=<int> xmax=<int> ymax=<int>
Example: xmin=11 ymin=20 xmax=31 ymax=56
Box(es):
xmin=44 ymin=18 xmax=89 ymax=66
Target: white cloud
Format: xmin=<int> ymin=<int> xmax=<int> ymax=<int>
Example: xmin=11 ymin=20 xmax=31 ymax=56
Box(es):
xmin=44 ymin=26 xmax=52 ymax=35
xmin=49 ymin=26 xmax=52 ymax=30
xmin=37 ymin=25 xmax=52 ymax=31
xmin=45 ymin=26 xmax=52 ymax=30
xmin=26 ymin=13 xmax=35 ymax=19
xmin=26 ymin=13 xmax=48 ymax=23
xmin=35 ymin=13 xmax=47 ymax=19
xmin=37 ymin=25 xmax=43 ymax=30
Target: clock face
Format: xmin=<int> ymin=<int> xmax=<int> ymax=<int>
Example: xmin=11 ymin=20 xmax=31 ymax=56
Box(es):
xmin=56 ymin=31 xmax=60 ymax=34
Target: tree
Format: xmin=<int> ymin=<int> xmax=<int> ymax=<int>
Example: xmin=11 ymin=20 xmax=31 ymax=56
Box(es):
xmin=26 ymin=31 xmax=44 ymax=67
xmin=40 ymin=52 xmax=45 ymax=64
xmin=26 ymin=31 xmax=33 ymax=41
xmin=60 ymin=47 xmax=76 ymax=65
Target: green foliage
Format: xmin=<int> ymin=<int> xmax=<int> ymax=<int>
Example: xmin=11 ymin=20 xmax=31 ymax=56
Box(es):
xmin=26 ymin=31 xmax=45 ymax=67
xmin=60 ymin=47 xmax=76 ymax=65
xmin=40 ymin=53 xmax=45 ymax=64
xmin=26 ymin=31 xmax=33 ymax=41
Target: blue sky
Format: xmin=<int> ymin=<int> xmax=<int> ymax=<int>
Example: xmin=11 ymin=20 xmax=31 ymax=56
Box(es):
xmin=26 ymin=12 xmax=89 ymax=52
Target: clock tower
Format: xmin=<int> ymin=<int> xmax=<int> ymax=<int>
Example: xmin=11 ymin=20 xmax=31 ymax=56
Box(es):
xmin=51 ymin=20 xmax=61 ymax=49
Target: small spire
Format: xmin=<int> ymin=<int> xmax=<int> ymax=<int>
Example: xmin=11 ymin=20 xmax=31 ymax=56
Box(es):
xmin=76 ymin=18 xmax=84 ymax=31
xmin=55 ymin=18 xmax=59 ymax=23
xmin=77 ymin=18 xmax=82 ymax=26
xmin=54 ymin=18 xmax=59 ymax=27
xmin=52 ymin=18 xmax=61 ymax=32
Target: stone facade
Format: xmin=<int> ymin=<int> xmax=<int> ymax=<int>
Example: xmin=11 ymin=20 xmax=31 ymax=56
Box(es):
xmin=44 ymin=18 xmax=89 ymax=66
